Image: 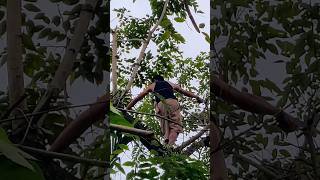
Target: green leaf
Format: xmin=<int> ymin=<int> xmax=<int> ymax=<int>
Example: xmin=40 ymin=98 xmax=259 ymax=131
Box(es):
xmin=118 ymin=144 xmax=129 ymax=150
xmin=38 ymin=28 xmax=51 ymax=39
xmin=279 ymin=149 xmax=291 ymax=157
xmin=172 ymin=33 xmax=185 ymax=43
xmin=267 ymin=43 xmax=278 ymax=54
xmin=0 ymin=10 xmax=4 ymax=21
xmin=272 ymin=149 xmax=277 ymax=159
xmin=52 ymin=16 xmax=61 ymax=26
xmin=114 ymin=162 xmax=125 ymax=174
xmin=22 ymin=33 xmax=36 ymax=51
xmin=202 ymin=32 xmax=210 ymax=43
xmin=174 ymin=17 xmax=185 ymax=23
xmin=0 ymin=128 xmax=35 ymax=171
xmin=0 ymin=156 xmax=45 ymax=180
xmin=123 ymin=161 xmax=135 ymax=167
xmin=62 ymin=0 xmax=79 ymax=5
xmin=24 ymin=4 xmax=41 ymax=12
xmin=110 ymin=102 xmax=121 ymax=115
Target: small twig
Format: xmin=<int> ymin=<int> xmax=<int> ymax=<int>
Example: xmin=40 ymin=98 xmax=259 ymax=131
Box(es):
xmin=17 ymin=108 xmax=32 ymax=145
xmin=0 ymin=101 xmax=108 ymax=123
xmin=184 ymin=0 xmax=200 ymax=33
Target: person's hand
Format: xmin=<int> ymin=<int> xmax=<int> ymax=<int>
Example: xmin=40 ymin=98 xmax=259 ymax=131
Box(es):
xmin=196 ymin=97 xmax=205 ymax=104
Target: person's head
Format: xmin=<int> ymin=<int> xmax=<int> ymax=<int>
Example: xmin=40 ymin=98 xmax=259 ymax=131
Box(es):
xmin=151 ymin=75 xmax=164 ymax=82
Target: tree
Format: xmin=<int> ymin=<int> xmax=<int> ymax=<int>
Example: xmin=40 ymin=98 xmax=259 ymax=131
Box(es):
xmin=109 ymin=0 xmax=211 ymax=179
xmin=0 ymin=0 xmax=110 ymax=179
xmin=211 ymin=0 xmax=320 ymax=179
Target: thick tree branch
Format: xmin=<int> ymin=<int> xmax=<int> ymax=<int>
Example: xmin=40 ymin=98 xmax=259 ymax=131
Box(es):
xmin=176 ymin=125 xmax=209 ymax=151
xmin=28 ymin=0 xmax=99 ymax=133
xmin=6 ymin=0 xmax=26 ymax=130
xmin=111 ymin=29 xmax=118 ymax=94
xmin=49 ymin=94 xmax=109 ymax=152
xmin=183 ymin=136 xmax=209 ymax=156
xmin=110 ymin=124 xmax=154 ymax=137
xmin=18 ymin=145 xmax=108 ymax=167
xmin=211 ymin=75 xmax=304 ymax=132
xmin=184 ymin=0 xmax=200 ymax=33
xmin=210 ymin=118 xmax=228 ymax=180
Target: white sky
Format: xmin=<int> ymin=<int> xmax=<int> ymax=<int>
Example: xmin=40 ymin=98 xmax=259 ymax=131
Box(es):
xmin=110 ymin=0 xmax=210 ymax=179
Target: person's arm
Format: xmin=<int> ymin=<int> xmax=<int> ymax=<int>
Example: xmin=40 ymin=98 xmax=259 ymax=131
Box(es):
xmin=126 ymin=84 xmax=153 ymax=110
xmin=169 ymin=82 xmax=204 ymax=103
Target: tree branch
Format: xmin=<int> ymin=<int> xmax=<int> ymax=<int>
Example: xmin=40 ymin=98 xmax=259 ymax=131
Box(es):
xmin=233 ymin=153 xmax=278 ymax=178
xmin=121 ymin=0 xmax=170 ymax=97
xmin=176 ymin=124 xmax=209 ymax=151
xmin=184 ymin=0 xmax=200 ymax=33
xmin=28 ymin=0 xmax=99 ymax=136
xmin=211 ymin=75 xmax=304 ymax=132
xmin=17 ymin=145 xmax=109 ymax=167
xmin=110 ymin=124 xmax=154 ymax=137
xmin=111 ymin=29 xmax=118 ymax=94
xmin=49 ymin=94 xmax=109 ymax=152
xmin=6 ymin=0 xmax=26 ymax=130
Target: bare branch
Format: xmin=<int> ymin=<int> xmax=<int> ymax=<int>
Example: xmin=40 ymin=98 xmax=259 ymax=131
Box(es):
xmin=121 ymin=0 xmax=170 ymax=97
xmin=111 ymin=29 xmax=118 ymax=94
xmin=184 ymin=0 xmax=200 ymax=33
xmin=110 ymin=124 xmax=154 ymax=137
xmin=17 ymin=145 xmax=109 ymax=167
xmin=176 ymin=124 xmax=209 ymax=151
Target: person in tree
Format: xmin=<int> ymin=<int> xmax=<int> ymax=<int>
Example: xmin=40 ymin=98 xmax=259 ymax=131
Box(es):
xmin=126 ymin=75 xmax=204 ymax=146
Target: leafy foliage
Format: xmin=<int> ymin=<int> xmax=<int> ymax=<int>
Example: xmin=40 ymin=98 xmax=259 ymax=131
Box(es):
xmin=212 ymin=0 xmax=320 ymax=178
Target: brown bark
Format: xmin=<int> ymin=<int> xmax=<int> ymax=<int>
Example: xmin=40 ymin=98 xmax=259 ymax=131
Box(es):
xmin=6 ymin=0 xmax=26 ymax=130
xmin=211 ymin=76 xmax=304 ymax=132
xmin=111 ymin=30 xmax=118 ymax=94
xmin=210 ymin=118 xmax=228 ymax=180
xmin=49 ymin=94 xmax=109 ymax=152
xmin=110 ymin=124 xmax=154 ymax=137
xmin=30 ymin=0 xmax=99 ymax=127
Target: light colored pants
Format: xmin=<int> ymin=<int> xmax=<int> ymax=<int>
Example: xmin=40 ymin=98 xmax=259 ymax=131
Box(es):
xmin=155 ymin=98 xmax=183 ymax=143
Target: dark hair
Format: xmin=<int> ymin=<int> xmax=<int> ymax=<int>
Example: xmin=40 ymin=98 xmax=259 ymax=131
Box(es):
xmin=152 ymin=75 xmax=164 ymax=82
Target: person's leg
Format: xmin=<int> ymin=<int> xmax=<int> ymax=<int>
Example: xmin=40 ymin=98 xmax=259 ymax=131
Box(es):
xmin=168 ymin=129 xmax=178 ymax=145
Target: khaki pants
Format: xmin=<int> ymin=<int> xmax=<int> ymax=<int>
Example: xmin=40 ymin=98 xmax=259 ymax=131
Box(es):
xmin=155 ymin=98 xmax=183 ymax=141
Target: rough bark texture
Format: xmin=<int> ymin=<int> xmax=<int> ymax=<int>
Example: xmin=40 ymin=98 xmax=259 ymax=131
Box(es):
xmin=6 ymin=0 xmax=26 ymax=130
xmin=111 ymin=30 xmax=118 ymax=94
xmin=210 ymin=118 xmax=228 ymax=180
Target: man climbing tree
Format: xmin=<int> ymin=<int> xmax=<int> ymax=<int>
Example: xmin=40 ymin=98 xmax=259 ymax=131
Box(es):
xmin=126 ymin=75 xmax=204 ymax=146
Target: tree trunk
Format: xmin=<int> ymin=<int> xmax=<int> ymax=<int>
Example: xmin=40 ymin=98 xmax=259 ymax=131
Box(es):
xmin=30 ymin=0 xmax=99 ymax=125
xmin=111 ymin=30 xmax=118 ymax=94
xmin=209 ymin=117 xmax=228 ymax=180
xmin=6 ymin=0 xmax=26 ymax=130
